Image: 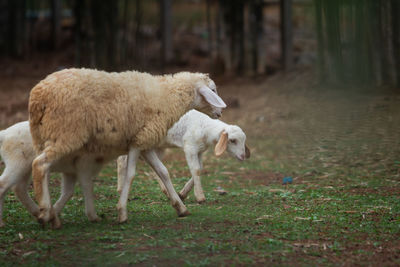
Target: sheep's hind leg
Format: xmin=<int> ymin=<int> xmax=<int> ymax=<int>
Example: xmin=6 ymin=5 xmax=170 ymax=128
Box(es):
xmin=143 ymin=150 xmax=189 ymax=217
xmin=32 ymin=150 xmax=62 ymax=229
xmin=117 ymin=148 xmax=140 ymax=223
xmin=53 ymin=173 xmax=77 ymax=215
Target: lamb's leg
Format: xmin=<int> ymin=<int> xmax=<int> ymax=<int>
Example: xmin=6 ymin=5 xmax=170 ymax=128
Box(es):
xmin=155 ymin=175 xmax=169 ymax=197
xmin=153 ymin=148 xmax=169 ymax=197
xmin=13 ymin=173 xmax=40 ymax=218
xmin=53 ymin=174 xmax=77 ymax=215
xmin=0 ymin=166 xmax=21 ymax=227
xmin=117 ymin=148 xmax=140 ymax=223
xmin=32 ymin=150 xmax=61 ymax=228
xmin=117 ymin=155 xmax=127 ymax=194
xmin=119 ymin=153 xmax=169 ymax=198
xmin=78 ymin=175 xmax=100 ymax=222
xmin=143 ymin=150 xmax=189 ymax=217
xmin=76 ymin=159 xmax=103 ymax=222
xmin=183 ymin=150 xmax=205 ymax=203
xmin=179 ymin=178 xmax=194 ymax=201
xmin=179 ymin=153 xmax=203 ymax=200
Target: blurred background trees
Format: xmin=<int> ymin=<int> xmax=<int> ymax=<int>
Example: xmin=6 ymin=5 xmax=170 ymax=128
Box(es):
xmin=315 ymin=0 xmax=400 ymax=88
xmin=0 ymin=0 xmax=399 ymax=88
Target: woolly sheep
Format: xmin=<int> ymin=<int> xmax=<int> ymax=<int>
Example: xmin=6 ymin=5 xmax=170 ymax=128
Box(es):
xmin=28 ymin=68 xmax=226 ymax=227
xmin=117 ymin=110 xmax=250 ymax=203
xmin=0 ymin=121 xmax=103 ymax=227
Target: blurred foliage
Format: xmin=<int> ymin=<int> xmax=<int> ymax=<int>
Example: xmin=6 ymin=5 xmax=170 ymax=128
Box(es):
xmin=315 ymin=0 xmax=400 ymax=88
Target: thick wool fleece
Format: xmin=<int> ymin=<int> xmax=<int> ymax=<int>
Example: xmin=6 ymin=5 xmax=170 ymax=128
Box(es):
xmin=29 ymin=68 xmax=210 ymax=158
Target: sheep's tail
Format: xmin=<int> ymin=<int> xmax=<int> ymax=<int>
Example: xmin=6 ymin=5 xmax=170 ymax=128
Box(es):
xmin=0 ymin=129 xmax=4 ymax=165
xmin=28 ymin=84 xmax=47 ymax=151
xmin=0 ymin=129 xmax=5 ymax=147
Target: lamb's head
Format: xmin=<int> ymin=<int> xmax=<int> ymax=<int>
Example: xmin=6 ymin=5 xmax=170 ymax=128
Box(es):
xmin=214 ymin=125 xmax=250 ymax=161
xmin=187 ymin=73 xmax=226 ymax=119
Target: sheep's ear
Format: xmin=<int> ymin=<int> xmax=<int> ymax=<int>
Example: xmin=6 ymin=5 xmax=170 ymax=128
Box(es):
xmin=245 ymin=144 xmax=251 ymax=159
xmin=215 ymin=131 xmax=228 ymax=156
xmin=199 ymin=86 xmax=227 ymax=108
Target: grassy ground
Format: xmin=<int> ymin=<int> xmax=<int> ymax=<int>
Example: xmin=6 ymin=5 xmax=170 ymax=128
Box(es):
xmin=0 ymin=72 xmax=400 ymax=266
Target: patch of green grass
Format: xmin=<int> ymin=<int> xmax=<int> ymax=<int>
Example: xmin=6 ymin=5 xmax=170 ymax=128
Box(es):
xmin=1 ymin=83 xmax=400 ymax=265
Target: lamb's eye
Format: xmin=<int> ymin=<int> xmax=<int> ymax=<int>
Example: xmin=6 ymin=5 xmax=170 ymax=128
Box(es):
xmin=230 ymin=139 xmax=237 ymax=144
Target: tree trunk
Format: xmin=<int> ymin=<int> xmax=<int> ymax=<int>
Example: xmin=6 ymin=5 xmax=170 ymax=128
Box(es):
xmin=236 ymin=0 xmax=245 ymax=74
xmin=74 ymin=0 xmax=84 ymax=66
xmin=323 ymin=0 xmax=343 ymax=83
xmin=7 ymin=0 xmax=26 ymax=58
xmin=160 ymin=0 xmax=173 ymax=69
xmin=315 ymin=0 xmax=325 ymax=81
xmin=280 ymin=0 xmax=293 ymax=70
xmin=0 ymin=0 xmax=8 ymax=55
xmin=206 ymin=0 xmax=212 ymax=57
xmin=391 ymin=0 xmax=400 ymax=88
xmin=249 ymin=0 xmax=263 ymax=74
xmin=51 ymin=0 xmax=61 ymax=50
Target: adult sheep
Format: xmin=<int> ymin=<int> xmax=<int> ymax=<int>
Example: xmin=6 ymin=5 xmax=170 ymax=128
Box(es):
xmin=29 ymin=68 xmax=226 ymax=227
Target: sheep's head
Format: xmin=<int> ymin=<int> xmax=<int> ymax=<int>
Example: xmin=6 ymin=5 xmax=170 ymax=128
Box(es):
xmin=214 ymin=126 xmax=250 ymax=161
xmin=192 ymin=74 xmax=226 ymax=119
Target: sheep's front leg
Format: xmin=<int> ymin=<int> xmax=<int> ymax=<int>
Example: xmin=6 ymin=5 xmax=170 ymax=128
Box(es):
xmin=32 ymin=151 xmax=61 ymax=228
xmin=143 ymin=150 xmax=190 ymax=217
xmin=117 ymin=148 xmax=140 ymax=223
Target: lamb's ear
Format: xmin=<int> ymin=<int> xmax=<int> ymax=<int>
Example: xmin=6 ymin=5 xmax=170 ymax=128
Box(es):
xmin=245 ymin=144 xmax=251 ymax=159
xmin=199 ymin=86 xmax=227 ymax=108
xmin=215 ymin=131 xmax=228 ymax=156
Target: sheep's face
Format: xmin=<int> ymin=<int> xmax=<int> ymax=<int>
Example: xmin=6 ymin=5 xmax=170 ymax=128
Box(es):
xmin=214 ymin=126 xmax=250 ymax=161
xmin=193 ymin=76 xmax=226 ymax=119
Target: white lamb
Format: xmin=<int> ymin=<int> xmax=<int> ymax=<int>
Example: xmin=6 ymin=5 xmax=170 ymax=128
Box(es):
xmin=28 ymin=68 xmax=226 ymax=227
xmin=0 ymin=121 xmax=103 ymax=227
xmin=117 ymin=110 xmax=250 ymax=203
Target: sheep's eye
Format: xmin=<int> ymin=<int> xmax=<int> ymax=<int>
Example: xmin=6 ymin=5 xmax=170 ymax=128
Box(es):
xmin=230 ymin=139 xmax=237 ymax=144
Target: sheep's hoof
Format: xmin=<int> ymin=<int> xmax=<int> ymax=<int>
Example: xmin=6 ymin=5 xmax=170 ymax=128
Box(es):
xmin=38 ymin=208 xmax=52 ymax=224
xmin=196 ymin=198 xmax=206 ymax=204
xmin=178 ymin=209 xmax=191 ymax=217
xmin=117 ymin=209 xmax=128 ymax=223
xmin=37 ymin=214 xmax=49 ymax=225
xmin=51 ymin=216 xmax=62 ymax=229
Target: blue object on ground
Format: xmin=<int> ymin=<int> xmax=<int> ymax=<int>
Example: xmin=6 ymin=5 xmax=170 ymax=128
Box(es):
xmin=283 ymin=176 xmax=293 ymax=185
